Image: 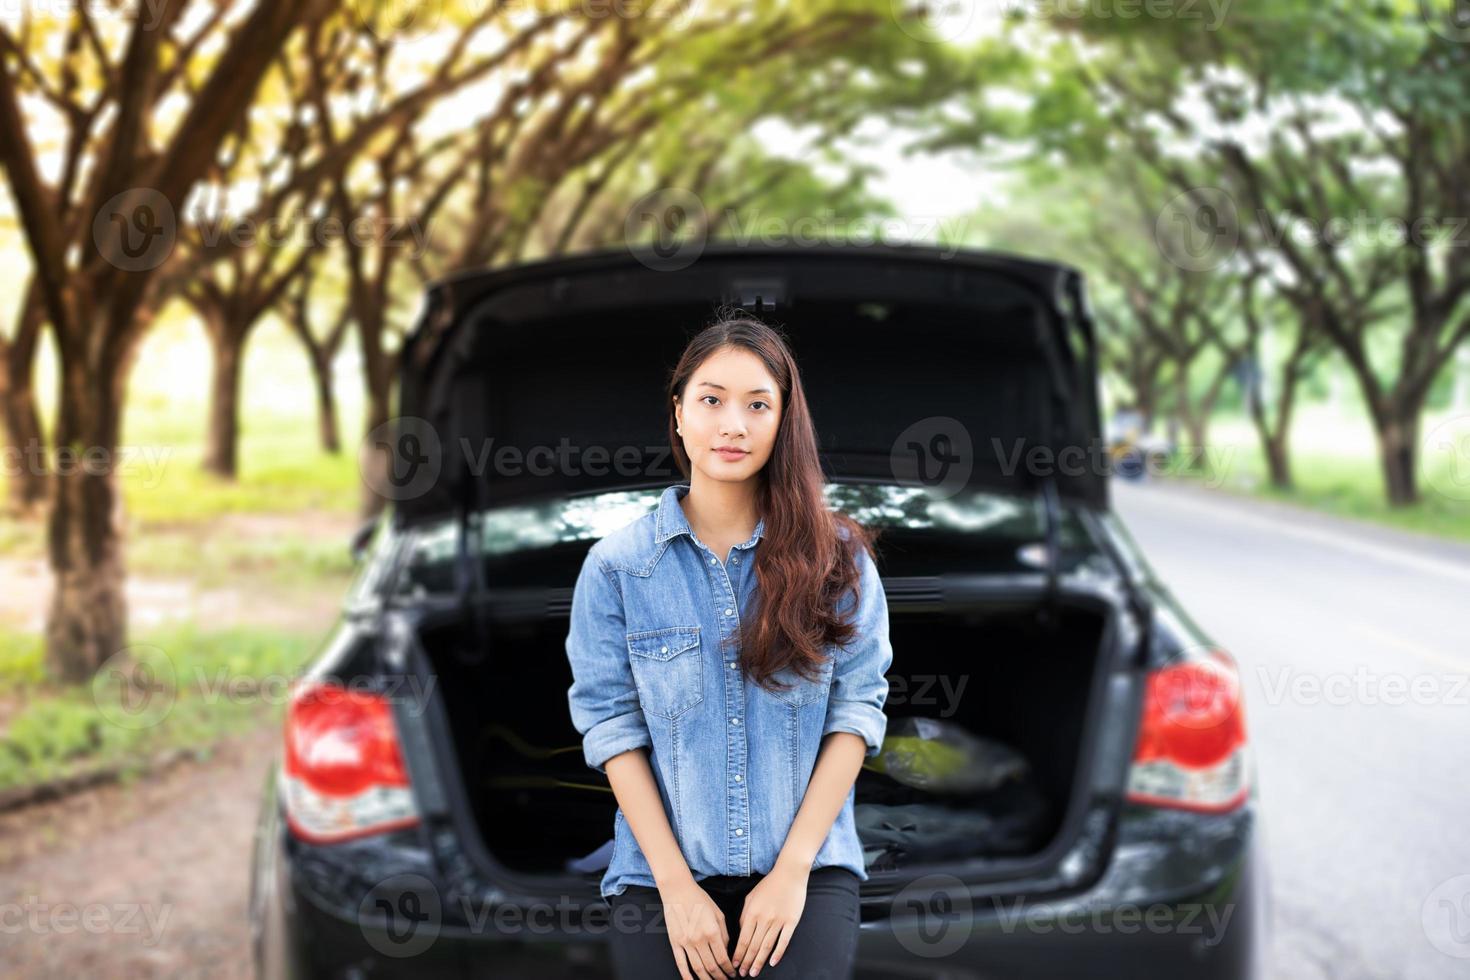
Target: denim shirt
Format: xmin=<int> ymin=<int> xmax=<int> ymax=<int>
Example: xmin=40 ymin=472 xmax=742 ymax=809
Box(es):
xmin=564 ymin=483 xmax=893 ymax=900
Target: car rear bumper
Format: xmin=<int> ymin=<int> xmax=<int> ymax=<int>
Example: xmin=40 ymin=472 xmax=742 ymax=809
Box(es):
xmin=255 ymin=807 xmax=1266 ymax=980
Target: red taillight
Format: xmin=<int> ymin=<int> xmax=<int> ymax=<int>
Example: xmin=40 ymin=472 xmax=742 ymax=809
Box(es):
xmin=1126 ymin=650 xmax=1250 ymax=813
xmin=280 ymin=681 xmax=420 ymax=843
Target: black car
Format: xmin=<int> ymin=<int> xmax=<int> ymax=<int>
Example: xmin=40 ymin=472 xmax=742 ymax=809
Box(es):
xmin=249 ymin=242 xmax=1268 ymax=978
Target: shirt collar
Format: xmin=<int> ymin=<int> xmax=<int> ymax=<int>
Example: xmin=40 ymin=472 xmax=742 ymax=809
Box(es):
xmin=654 ymin=483 xmax=765 ymax=550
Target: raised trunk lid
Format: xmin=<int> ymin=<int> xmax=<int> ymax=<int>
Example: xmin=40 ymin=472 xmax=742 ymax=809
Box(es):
xmin=393 ymin=242 xmax=1106 ymax=529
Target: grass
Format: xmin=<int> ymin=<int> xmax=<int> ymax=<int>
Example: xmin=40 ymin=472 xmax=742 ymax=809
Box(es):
xmin=1156 ymin=407 xmax=1470 ymax=544
xmin=0 ymin=624 xmax=322 ymax=795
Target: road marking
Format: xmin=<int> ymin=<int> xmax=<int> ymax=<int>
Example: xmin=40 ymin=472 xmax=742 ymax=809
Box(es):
xmin=1119 ymin=485 xmax=1470 ymax=588
xmin=1353 ymin=621 xmax=1470 ymax=676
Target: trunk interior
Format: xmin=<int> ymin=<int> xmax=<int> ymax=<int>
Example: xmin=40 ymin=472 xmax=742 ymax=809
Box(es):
xmin=416 ymin=549 xmax=1113 ymax=889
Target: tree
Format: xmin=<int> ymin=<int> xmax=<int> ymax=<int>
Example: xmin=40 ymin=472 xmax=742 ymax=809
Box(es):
xmin=1025 ymin=1 xmax=1470 ymax=505
xmin=0 ymin=279 xmax=47 ymax=514
xmin=0 ymin=0 xmax=333 ymax=681
xmin=338 ymin=0 xmax=992 ymax=517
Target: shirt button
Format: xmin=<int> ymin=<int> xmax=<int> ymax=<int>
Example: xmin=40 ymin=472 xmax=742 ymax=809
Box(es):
xmin=734 ymin=828 xmax=743 ymax=837
xmin=710 ymin=557 xmax=717 ymax=564
xmin=660 ymin=646 xmax=668 ymax=653
xmin=732 ymin=558 xmax=739 ymax=564
xmin=728 ymin=661 xmax=737 ymax=669
xmin=724 ymin=608 xmax=733 ymax=616
xmin=730 ymin=717 xmax=739 ymax=725
xmin=734 ymin=774 xmax=743 ymax=782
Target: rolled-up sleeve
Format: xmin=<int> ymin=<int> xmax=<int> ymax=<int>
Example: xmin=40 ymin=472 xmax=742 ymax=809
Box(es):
xmin=565 ymin=548 xmax=651 ymax=774
xmin=822 ymin=544 xmax=892 ymax=756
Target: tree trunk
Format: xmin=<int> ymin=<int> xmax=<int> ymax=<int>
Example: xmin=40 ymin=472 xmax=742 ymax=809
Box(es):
xmin=1262 ymin=433 xmax=1293 ymax=491
xmin=360 ymin=382 xmax=391 ymax=520
xmin=1 ymin=366 xmax=49 ymax=516
xmin=1376 ymin=411 xmax=1420 ymax=507
xmin=202 ymin=321 xmax=243 ymax=479
xmin=310 ymin=350 xmax=341 ymax=454
xmin=44 ymin=362 xmax=128 ymax=683
xmin=2 ymin=287 xmax=50 ymax=515
xmin=356 ymin=304 xmax=394 ymax=520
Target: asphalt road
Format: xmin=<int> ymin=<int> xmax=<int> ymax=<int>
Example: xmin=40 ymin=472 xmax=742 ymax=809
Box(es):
xmin=1113 ymin=480 xmax=1470 ymax=980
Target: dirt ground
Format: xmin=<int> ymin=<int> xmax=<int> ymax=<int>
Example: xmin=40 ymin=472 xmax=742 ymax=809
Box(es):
xmin=0 ymin=511 xmax=355 ymax=636
xmin=0 ymin=512 xmax=356 ymax=979
xmin=0 ymin=723 xmax=281 ymax=980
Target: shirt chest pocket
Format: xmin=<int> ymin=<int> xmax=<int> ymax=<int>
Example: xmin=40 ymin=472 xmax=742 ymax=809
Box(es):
xmin=626 ymin=626 xmax=704 ymax=720
xmin=766 ymin=655 xmax=835 ymax=707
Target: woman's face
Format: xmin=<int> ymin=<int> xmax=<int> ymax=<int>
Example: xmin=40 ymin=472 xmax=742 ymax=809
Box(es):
xmin=674 ymin=346 xmax=782 ymax=485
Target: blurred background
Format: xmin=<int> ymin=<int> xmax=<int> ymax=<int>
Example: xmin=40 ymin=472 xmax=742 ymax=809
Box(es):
xmin=1 ymin=1 xmax=1468 ymax=977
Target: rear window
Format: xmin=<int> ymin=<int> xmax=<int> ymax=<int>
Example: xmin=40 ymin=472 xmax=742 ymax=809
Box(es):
xmin=391 ymin=482 xmax=1100 ymax=597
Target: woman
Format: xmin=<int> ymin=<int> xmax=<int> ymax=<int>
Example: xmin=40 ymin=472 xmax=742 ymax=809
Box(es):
xmin=565 ymin=309 xmax=893 ymax=980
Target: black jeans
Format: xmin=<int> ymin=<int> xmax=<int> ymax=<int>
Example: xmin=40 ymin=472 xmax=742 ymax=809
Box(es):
xmin=606 ymin=866 xmax=861 ymax=979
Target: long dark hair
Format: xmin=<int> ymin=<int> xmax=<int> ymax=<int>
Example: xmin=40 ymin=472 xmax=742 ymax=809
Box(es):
xmin=666 ymin=306 xmax=878 ymax=695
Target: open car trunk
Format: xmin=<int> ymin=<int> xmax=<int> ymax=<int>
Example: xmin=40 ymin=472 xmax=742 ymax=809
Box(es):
xmin=410 ymin=546 xmax=1118 ymax=892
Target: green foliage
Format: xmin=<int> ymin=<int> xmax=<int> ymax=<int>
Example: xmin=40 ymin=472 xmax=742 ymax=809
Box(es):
xmin=0 ymin=625 xmax=322 ymax=794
